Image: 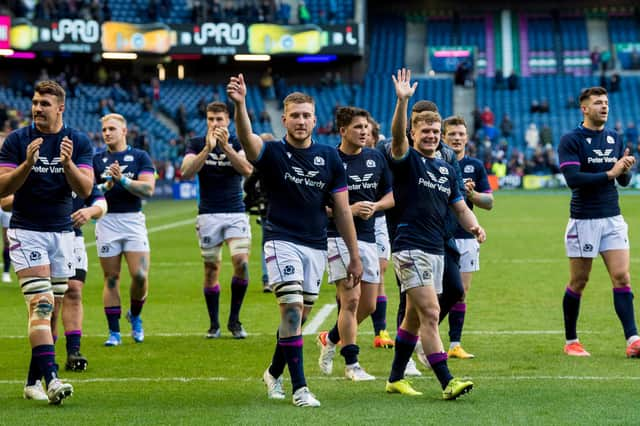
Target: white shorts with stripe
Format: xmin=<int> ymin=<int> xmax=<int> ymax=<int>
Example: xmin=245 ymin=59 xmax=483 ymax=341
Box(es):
xmin=196 ymin=213 xmax=251 ymax=249
xmin=95 ymin=212 xmax=149 ymax=257
xmin=455 ymin=238 xmax=480 ymax=273
xmin=7 ymin=228 xmax=74 ymax=278
xmin=264 ymin=240 xmax=326 ymax=302
xmin=327 ymin=237 xmax=379 ymax=284
xmin=564 ymin=215 xmax=629 ymax=258
xmin=374 ymin=215 xmax=391 ymax=260
xmin=392 ymin=249 xmax=444 ymax=294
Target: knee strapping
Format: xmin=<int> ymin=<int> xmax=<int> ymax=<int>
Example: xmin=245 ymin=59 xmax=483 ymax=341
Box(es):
xmin=229 ymin=238 xmax=251 ymax=256
xmin=20 ymin=277 xmax=54 ymax=332
xmin=201 ymin=245 xmax=222 ymax=263
xmin=303 ymin=292 xmax=319 ymax=308
xmin=273 ymin=281 xmax=303 ymax=304
xmin=51 ymin=278 xmax=69 ymax=298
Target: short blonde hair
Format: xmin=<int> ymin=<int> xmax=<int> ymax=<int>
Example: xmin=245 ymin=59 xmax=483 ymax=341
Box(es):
xmin=101 ymin=113 xmax=127 ymax=127
xmin=411 ymin=111 xmax=442 ymax=129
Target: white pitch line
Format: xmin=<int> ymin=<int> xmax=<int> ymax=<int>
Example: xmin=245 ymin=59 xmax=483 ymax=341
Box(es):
xmin=302 ymin=303 xmax=337 ymax=335
xmin=85 ymin=218 xmax=194 ymax=248
xmin=2 ymin=375 xmax=640 ymax=385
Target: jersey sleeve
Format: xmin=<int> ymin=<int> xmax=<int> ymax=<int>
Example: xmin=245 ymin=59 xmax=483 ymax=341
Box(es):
xmin=138 ymin=151 xmax=156 ymax=177
xmin=84 ymin=184 xmax=105 ymax=206
xmin=73 ymin=131 xmax=94 ymax=169
xmin=253 ymin=141 xmax=272 ymax=168
xmin=0 ymin=132 xmax=20 ymax=168
xmin=448 ymin=164 xmax=463 ymax=204
xmin=328 ymin=149 xmax=347 ymax=193
xmin=558 ymin=134 xmax=608 ymax=188
xmin=557 ymin=134 xmax=581 ymax=169
xmin=474 ymin=160 xmax=492 ymax=193
xmin=377 ymin=151 xmax=393 ymax=196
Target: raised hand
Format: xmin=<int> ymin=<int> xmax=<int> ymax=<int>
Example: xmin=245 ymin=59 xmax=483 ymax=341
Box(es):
xmin=108 ymin=160 xmax=122 ymax=181
xmin=227 ymin=73 xmax=247 ymax=104
xmin=215 ymin=127 xmax=230 ymax=152
xmin=469 ymin=225 xmax=486 ymax=244
xmin=205 ymin=128 xmax=217 ymax=152
xmin=60 ymin=136 xmax=73 ymax=165
xmin=26 ymin=137 xmax=43 ymax=167
xmin=392 ymin=68 xmax=418 ymax=100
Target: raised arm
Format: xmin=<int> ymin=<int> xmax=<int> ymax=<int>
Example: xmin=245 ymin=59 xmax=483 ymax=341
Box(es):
xmin=227 ymin=73 xmax=263 ymax=162
xmin=180 ymin=130 xmax=217 ymax=180
xmin=390 ymin=68 xmax=418 ymax=159
xmin=0 ymin=137 xmax=43 ymax=197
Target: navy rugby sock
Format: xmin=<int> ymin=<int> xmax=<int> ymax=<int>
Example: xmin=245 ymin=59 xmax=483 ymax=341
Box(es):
xmin=33 ymin=345 xmax=57 ymax=386
xmin=448 ymin=303 xmax=466 ymax=343
xmin=563 ymin=287 xmax=581 ymax=341
xmin=613 ymin=287 xmax=638 ymax=339
xmin=388 ymin=328 xmax=418 ymax=383
xmin=427 ymin=352 xmax=453 ymax=389
xmin=65 ymin=330 xmax=81 ymax=355
xmin=371 ymin=296 xmax=387 ymax=335
xmin=105 ymin=306 xmax=121 ymax=333
xmin=204 ymin=285 xmax=220 ymax=328
xmin=229 ymin=277 xmax=248 ymax=323
xmin=280 ymin=335 xmax=306 ymax=392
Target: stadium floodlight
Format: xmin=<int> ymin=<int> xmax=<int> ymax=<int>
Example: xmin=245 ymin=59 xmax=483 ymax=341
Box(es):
xmin=0 ymin=49 xmax=14 ymax=56
xmin=233 ymin=54 xmax=271 ymax=61
xmin=102 ymin=52 xmax=138 ymax=60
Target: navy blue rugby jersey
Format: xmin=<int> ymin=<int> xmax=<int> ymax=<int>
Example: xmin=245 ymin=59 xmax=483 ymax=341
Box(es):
xmin=93 ymin=146 xmax=155 ymax=213
xmin=327 ymin=147 xmax=392 ymax=243
xmin=72 ymin=184 xmax=105 ymax=237
xmin=186 ymin=135 xmax=245 ymax=214
xmin=387 ymin=147 xmax=463 ymax=255
xmin=558 ymin=125 xmax=627 ymax=219
xmin=254 ymin=138 xmax=347 ymax=250
xmin=453 ymin=155 xmax=492 ymax=239
xmin=0 ymin=124 xmax=93 ymax=232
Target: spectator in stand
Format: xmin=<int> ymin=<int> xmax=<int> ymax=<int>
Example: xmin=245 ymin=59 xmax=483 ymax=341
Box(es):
xmin=176 ymin=104 xmax=188 ymax=136
xmin=530 ymin=99 xmax=541 ymax=114
xmin=493 ymin=69 xmax=505 ymax=90
xmin=590 ymin=47 xmax=600 ymax=74
xmin=507 ymin=71 xmax=519 ymax=91
xmin=507 ymin=149 xmax=525 ymax=176
xmin=614 ymin=120 xmax=625 ymax=140
xmin=298 ymin=0 xmax=310 ymax=24
xmin=566 ymin=95 xmax=578 ymax=109
xmin=327 ymin=0 xmax=337 ymax=23
xmin=601 ymin=49 xmax=611 ymax=72
xmin=276 ymin=0 xmax=291 ymax=24
xmin=610 ymin=73 xmax=621 ymax=93
xmin=499 ymin=114 xmax=514 ymax=140
xmin=472 ymin=107 xmax=483 ymax=139
xmin=480 ymin=106 xmax=494 ymax=126
xmin=625 ymin=121 xmax=638 ymax=146
xmin=525 ymin=123 xmax=540 ymax=157
xmin=544 ymin=144 xmax=560 ymax=174
xmin=259 ymin=110 xmax=271 ymax=125
xmin=539 ymin=98 xmax=550 ymax=114
xmin=540 ymin=124 xmax=553 ymax=147
xmin=259 ymin=68 xmax=275 ymax=100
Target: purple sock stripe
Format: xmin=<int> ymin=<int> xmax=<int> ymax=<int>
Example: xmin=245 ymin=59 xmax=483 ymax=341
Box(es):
xmin=396 ymin=328 xmax=419 ymax=344
xmin=64 ymin=330 xmax=82 ymax=336
xmin=204 ymin=284 xmax=220 ymax=294
xmin=278 ymin=336 xmax=303 ymax=347
xmin=376 ymin=296 xmax=387 ymax=302
xmin=426 ymin=351 xmax=448 ymax=366
xmin=328 ymin=254 xmax=341 ymax=262
xmin=614 ymin=286 xmax=632 ymax=294
xmin=451 ymin=303 xmax=466 ymax=312
xmin=265 ymin=255 xmax=276 ymax=263
xmin=34 ymin=352 xmax=56 ymax=357
xmin=231 ymin=276 xmax=249 ymax=286
xmin=131 ymin=298 xmax=146 ymax=307
xmin=105 ymin=308 xmax=122 ymax=314
xmin=565 ymin=287 xmax=582 ymax=298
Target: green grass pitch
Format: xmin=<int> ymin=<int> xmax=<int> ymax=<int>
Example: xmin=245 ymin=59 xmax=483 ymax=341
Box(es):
xmin=1 ymin=191 xmax=639 ymax=425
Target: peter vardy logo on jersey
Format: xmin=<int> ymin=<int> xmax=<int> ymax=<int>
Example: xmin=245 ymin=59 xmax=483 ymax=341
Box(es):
xmin=464 ymin=165 xmax=475 ymax=173
xmin=588 ymin=149 xmax=616 ymax=164
xmin=418 ymin=171 xmax=451 ymax=195
xmin=284 ymin=166 xmax=325 ymax=189
xmin=348 ymin=173 xmax=378 ymax=191
xmin=205 ymin=152 xmax=231 ymax=167
xmin=32 ymin=157 xmax=63 ymax=174
xmin=366 ymin=159 xmax=376 ymax=168
xmin=313 ymin=156 xmax=325 ymax=166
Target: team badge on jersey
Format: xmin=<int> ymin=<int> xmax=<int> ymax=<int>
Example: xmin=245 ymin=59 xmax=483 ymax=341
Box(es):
xmin=366 ymin=159 xmax=376 ymax=168
xmin=439 ymin=166 xmax=449 ymax=175
xmin=124 ymin=155 xmax=134 ymax=161
xmin=313 ymin=156 xmax=325 ymax=166
xmin=464 ymin=165 xmax=475 ymax=173
xmin=607 ymin=136 xmax=615 ymax=144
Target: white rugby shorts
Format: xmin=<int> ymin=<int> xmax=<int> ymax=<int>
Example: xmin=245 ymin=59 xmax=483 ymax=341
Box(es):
xmin=7 ymin=228 xmax=74 ymax=278
xmin=96 ymin=212 xmax=150 ymax=257
xmin=327 ymin=237 xmax=379 ymax=284
xmin=565 ymin=215 xmax=629 ymax=258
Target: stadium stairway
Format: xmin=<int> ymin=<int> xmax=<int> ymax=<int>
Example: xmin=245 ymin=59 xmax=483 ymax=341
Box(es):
xmin=264 ymin=99 xmax=285 ymax=139
xmin=586 ymin=17 xmax=609 ymax=51
xmin=453 ymin=85 xmax=475 ymax=131
xmin=152 ymin=109 xmax=181 ymax=137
